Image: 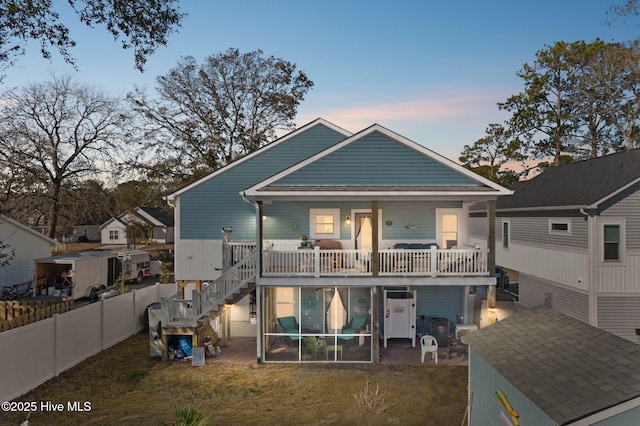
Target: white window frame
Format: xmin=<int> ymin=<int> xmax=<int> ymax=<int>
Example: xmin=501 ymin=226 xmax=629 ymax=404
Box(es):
xmin=548 ymin=219 xmax=572 ymax=235
xmin=309 ymin=208 xmax=340 ymax=240
xmin=109 ymin=230 xmax=119 ymax=241
xmin=599 ymin=219 xmax=625 ymax=264
xmin=502 ymin=220 xmax=510 ymax=250
xmin=436 ymin=208 xmax=466 ymax=249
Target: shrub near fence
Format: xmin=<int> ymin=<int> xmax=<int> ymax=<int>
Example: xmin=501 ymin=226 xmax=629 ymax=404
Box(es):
xmin=0 ymin=299 xmax=74 ymax=332
xmin=0 ymin=283 xmax=177 ymax=404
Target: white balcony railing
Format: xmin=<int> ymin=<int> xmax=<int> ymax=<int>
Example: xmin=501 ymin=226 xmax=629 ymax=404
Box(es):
xmin=263 ymin=246 xmax=489 ymax=277
xmin=162 ymin=249 xmax=257 ymax=327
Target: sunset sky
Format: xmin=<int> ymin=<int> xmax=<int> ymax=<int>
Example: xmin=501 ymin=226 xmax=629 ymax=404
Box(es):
xmin=2 ymin=1 xmax=638 ymax=161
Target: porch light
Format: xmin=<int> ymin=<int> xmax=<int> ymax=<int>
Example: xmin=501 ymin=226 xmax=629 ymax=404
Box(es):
xmin=345 ymin=215 xmax=351 ymax=224
xmin=262 ymin=215 xmax=267 ymax=221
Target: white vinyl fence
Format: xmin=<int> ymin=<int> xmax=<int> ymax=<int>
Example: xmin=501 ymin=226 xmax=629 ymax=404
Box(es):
xmin=0 ymin=283 xmax=176 ymax=403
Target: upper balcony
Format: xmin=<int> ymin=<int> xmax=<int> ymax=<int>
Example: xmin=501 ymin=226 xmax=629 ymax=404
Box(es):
xmin=252 ymin=243 xmax=489 ymax=278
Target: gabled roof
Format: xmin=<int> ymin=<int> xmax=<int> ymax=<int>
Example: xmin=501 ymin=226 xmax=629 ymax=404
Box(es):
xmin=465 ymin=308 xmax=640 ymax=425
xmin=0 ymin=215 xmax=59 ymax=246
xmin=244 ymin=124 xmax=512 ymax=200
xmin=495 ymin=150 xmax=640 ymax=211
xmin=99 ymin=217 xmax=127 ymax=230
xmin=166 ymin=118 xmax=352 ymax=200
xmin=135 ymin=207 xmax=174 ymax=227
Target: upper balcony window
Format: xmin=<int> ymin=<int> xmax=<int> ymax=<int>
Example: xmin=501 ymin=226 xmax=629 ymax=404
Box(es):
xmin=310 ymin=208 xmax=340 ymax=239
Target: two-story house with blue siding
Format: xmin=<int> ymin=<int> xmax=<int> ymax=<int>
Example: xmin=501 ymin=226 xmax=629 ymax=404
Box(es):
xmin=164 ymin=118 xmax=512 ymax=363
xmin=469 ymin=150 xmax=640 ymax=342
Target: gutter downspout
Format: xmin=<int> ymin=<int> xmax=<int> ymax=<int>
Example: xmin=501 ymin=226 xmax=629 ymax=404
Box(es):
xmin=580 ymin=208 xmax=598 ymax=326
xmin=241 ymin=191 xmax=263 ymax=363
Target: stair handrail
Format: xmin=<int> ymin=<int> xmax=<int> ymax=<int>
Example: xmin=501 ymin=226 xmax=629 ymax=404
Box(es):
xmin=198 ymin=247 xmax=258 ymax=314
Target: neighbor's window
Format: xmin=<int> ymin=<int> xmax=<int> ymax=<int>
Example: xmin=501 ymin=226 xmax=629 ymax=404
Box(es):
xmin=549 ymin=219 xmax=571 ymax=235
xmin=603 ymin=224 xmax=620 ymax=261
xmin=109 ymin=230 xmax=119 ymax=240
xmin=309 ymin=209 xmax=340 ymax=239
xmin=502 ymin=220 xmax=510 ymax=249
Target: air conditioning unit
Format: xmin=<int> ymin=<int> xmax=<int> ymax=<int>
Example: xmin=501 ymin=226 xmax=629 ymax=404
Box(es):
xmin=455 ymin=324 xmax=478 ymax=340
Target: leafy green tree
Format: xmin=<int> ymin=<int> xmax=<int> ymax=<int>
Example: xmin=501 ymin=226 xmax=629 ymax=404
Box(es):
xmin=0 ymin=0 xmax=184 ymax=80
xmin=129 ymin=48 xmax=314 ymax=183
xmin=579 ymin=41 xmax=640 ymax=152
xmin=459 ymin=123 xmax=527 ymax=185
xmin=499 ymin=41 xmax=592 ymax=167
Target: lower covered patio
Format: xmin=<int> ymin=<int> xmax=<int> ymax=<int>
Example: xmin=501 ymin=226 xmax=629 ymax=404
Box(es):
xmin=263 ymin=286 xmax=373 ymax=362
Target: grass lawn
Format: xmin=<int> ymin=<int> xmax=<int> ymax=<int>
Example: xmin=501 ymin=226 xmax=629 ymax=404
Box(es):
xmin=4 ymin=333 xmax=469 ymax=425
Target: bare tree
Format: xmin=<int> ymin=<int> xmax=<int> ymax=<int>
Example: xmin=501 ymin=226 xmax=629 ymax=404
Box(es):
xmin=130 ymin=48 xmax=314 ymax=183
xmin=0 ymin=75 xmax=130 ymax=238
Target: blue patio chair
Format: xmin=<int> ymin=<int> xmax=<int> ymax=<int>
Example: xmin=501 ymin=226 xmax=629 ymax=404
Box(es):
xmin=340 ymin=315 xmax=368 ymax=342
xmin=277 ymin=316 xmax=300 ymax=342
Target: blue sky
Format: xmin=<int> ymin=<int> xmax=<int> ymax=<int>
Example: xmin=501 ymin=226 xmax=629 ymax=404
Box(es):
xmin=2 ymin=0 xmax=638 ymax=161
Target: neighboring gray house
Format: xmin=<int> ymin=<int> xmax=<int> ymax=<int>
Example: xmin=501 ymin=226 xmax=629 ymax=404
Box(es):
xmin=465 ymin=307 xmax=640 ymax=425
xmin=164 ymin=118 xmax=512 ymax=363
xmin=469 ymin=150 xmax=640 ymax=342
xmin=100 ymin=207 xmax=174 ymax=245
xmin=0 ymin=215 xmax=58 ymax=291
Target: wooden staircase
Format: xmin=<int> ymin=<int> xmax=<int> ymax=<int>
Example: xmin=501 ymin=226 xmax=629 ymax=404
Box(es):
xmin=162 ymin=249 xmax=257 ymax=326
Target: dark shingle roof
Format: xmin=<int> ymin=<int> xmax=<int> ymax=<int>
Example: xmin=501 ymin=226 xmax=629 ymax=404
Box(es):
xmin=464 ymin=308 xmax=640 ymax=424
xmin=137 ymin=207 xmax=174 ymax=227
xmin=497 ymin=150 xmax=640 ymax=210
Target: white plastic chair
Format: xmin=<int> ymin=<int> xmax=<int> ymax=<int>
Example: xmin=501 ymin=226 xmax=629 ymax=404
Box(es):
xmin=420 ymin=334 xmax=438 ymax=364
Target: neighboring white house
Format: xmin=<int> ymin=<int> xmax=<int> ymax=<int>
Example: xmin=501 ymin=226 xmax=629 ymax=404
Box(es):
xmin=100 ymin=207 xmax=175 ymax=245
xmin=0 ymin=215 xmax=59 ymax=289
xmin=99 ymin=217 xmax=128 ymax=245
xmin=470 ymin=149 xmax=640 ymax=342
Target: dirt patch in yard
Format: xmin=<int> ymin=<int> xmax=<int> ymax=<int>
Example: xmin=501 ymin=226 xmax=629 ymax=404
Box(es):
xmin=3 ymin=334 xmax=468 ymax=426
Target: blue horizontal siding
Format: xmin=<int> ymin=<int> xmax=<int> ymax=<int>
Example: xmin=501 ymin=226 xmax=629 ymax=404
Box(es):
xmin=415 ymin=286 xmax=464 ymax=335
xmin=261 ymin=200 xmax=461 ymax=241
xmin=275 ymin=131 xmax=477 ymax=186
xmin=180 ymin=124 xmax=347 ymax=240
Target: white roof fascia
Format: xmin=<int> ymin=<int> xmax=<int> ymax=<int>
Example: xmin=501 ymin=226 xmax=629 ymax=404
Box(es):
xmin=251 ymin=190 xmax=504 ymax=198
xmin=134 ymin=207 xmax=164 ymax=227
xmin=568 ymin=396 xmax=640 ymax=426
xmin=0 ymin=214 xmax=59 ymax=246
xmin=166 ymin=118 xmax=352 ymax=201
xmin=244 ymin=124 xmax=513 ymax=197
xmin=588 ymin=176 xmax=640 ymax=210
xmin=470 ymin=205 xmax=591 ymax=215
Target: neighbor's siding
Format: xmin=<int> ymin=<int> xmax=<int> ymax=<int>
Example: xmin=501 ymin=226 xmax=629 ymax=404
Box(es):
xmin=519 ymin=273 xmax=589 ymax=323
xmin=497 ymin=242 xmax=589 ymax=292
xmin=599 ymin=183 xmax=640 ymax=251
xmin=179 ymin=123 xmax=348 ymax=241
xmin=597 ymin=296 xmax=640 ymax=342
xmin=504 ymin=216 xmax=588 ymax=250
xmin=0 ymin=222 xmax=54 ymax=287
xmin=275 ymin=131 xmax=479 ymax=186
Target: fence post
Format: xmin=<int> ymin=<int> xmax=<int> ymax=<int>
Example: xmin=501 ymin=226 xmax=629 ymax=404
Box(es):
xmin=54 ymin=313 xmax=60 ymax=376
